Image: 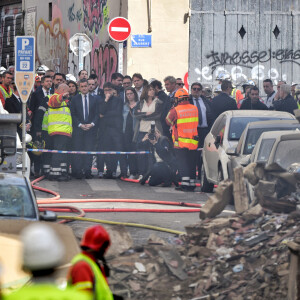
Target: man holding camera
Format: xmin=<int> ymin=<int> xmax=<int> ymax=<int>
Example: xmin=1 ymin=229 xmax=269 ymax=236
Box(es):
xmin=166 ymin=89 xmax=199 ymax=191
xmin=139 ymin=127 xmax=178 ymax=187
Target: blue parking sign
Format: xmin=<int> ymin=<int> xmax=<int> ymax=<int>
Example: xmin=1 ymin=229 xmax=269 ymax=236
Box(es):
xmin=15 ymin=36 xmax=35 ymax=72
xmin=15 ymin=36 xmax=35 ymax=103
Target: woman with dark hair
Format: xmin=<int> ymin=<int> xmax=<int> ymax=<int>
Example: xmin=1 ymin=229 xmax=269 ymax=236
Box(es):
xmin=120 ymin=87 xmax=139 ymax=178
xmin=67 ymin=80 xmax=78 ymax=101
xmin=134 ymin=84 xmax=163 ymax=177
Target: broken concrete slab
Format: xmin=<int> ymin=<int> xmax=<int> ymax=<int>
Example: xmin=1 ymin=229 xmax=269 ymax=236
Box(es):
xmin=199 ymin=180 xmax=233 ymax=220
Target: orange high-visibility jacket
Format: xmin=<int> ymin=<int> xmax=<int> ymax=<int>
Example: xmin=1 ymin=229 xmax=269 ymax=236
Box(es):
xmin=173 ymin=104 xmax=198 ymax=150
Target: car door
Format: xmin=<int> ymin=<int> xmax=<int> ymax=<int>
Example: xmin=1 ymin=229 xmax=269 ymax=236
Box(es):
xmin=203 ymin=114 xmax=227 ymax=182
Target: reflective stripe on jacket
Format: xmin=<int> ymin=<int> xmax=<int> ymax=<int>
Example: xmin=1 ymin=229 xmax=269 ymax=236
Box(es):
xmin=48 ymin=93 xmax=72 ymax=136
xmin=0 ymin=84 xmax=12 ymax=99
xmin=42 ymin=110 xmax=48 ymax=131
xmin=173 ymin=104 xmax=198 ymax=150
xmin=5 ymin=284 xmax=91 ymax=300
xmin=69 ymin=253 xmax=113 ymax=300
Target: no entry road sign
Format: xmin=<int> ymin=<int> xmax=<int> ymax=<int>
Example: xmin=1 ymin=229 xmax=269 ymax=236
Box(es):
xmin=108 ymin=17 xmax=131 ymax=42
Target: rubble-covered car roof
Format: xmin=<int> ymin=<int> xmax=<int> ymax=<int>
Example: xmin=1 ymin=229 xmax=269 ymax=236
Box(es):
xmin=243 ymin=119 xmax=300 ymax=129
xmin=251 ymin=130 xmax=300 ymax=167
xmin=222 ymin=110 xmax=296 ymax=119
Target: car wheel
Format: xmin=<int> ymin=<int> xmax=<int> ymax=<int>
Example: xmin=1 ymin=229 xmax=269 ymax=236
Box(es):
xmin=201 ymin=164 xmax=214 ymax=193
xmin=217 ymin=167 xmax=224 ymax=183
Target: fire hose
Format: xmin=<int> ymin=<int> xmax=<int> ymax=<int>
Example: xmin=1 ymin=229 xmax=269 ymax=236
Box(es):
xmin=32 ymin=176 xmax=201 ymax=235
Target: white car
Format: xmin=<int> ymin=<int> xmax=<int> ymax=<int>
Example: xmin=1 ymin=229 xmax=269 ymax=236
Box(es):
xmin=201 ymin=110 xmax=295 ymax=192
xmin=247 ymin=130 xmax=300 ymax=202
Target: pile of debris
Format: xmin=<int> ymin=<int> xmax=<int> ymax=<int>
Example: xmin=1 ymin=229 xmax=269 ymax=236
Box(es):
xmin=108 ymin=206 xmax=300 ymax=299
xmin=107 ymin=164 xmax=300 ymax=299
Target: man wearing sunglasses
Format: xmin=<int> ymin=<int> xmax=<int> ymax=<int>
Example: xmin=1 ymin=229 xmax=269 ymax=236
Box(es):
xmin=189 ymin=82 xmax=214 ymax=180
xmin=176 ymin=78 xmax=184 ymax=89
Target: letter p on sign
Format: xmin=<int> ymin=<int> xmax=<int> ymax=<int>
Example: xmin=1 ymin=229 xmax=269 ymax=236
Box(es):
xmin=22 ymin=39 xmax=29 ymax=50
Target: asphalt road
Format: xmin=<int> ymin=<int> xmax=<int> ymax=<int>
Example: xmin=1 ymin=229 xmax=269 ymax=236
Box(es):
xmin=35 ymin=177 xmax=234 ymax=245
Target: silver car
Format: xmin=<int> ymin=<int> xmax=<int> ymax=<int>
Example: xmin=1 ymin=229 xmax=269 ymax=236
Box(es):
xmin=201 ymin=110 xmax=295 ymax=192
xmin=0 ymin=173 xmax=56 ymax=221
xmin=227 ymin=120 xmax=300 ymax=179
xmin=247 ymin=130 xmax=300 ymax=202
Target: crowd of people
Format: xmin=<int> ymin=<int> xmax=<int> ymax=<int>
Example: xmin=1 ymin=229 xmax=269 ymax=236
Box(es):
xmin=0 ymin=65 xmax=299 ymax=190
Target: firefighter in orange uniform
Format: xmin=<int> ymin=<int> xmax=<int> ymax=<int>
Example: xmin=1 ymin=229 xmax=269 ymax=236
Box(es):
xmin=166 ymin=88 xmax=198 ymax=191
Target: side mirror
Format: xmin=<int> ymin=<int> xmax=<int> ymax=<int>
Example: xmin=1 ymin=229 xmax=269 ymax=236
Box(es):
xmin=226 ymin=147 xmax=237 ymax=156
xmin=240 ymin=155 xmax=251 ymax=167
xmin=40 ymin=210 xmax=57 ymax=222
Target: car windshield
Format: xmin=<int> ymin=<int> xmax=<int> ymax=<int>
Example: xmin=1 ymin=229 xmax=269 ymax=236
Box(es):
xmin=257 ymin=139 xmax=276 ymax=162
xmin=228 ymin=117 xmax=292 ymax=141
xmin=274 ymin=140 xmax=300 ymax=169
xmin=0 ymin=184 xmax=36 ymax=218
xmin=243 ymin=126 xmax=300 ymax=155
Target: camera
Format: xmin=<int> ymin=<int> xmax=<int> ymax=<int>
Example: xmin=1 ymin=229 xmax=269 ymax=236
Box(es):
xmin=148 ymin=121 xmax=156 ymax=141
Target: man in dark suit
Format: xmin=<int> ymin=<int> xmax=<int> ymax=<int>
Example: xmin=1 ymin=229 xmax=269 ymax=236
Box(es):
xmin=150 ymin=80 xmax=172 ymax=140
xmin=189 ymin=82 xmax=215 ymax=180
xmin=5 ymin=83 xmax=31 ymax=139
xmin=99 ymin=82 xmax=123 ymax=179
xmin=71 ymin=78 xmax=99 ymax=179
xmin=89 ymin=74 xmax=104 ymax=99
xmin=211 ymin=80 xmax=237 ymax=119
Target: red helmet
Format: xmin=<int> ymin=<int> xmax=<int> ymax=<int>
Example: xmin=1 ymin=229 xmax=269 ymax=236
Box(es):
xmin=80 ymin=225 xmax=111 ymax=252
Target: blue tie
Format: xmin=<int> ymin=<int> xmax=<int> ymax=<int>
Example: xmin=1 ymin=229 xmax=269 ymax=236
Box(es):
xmin=84 ymin=95 xmax=88 ymax=122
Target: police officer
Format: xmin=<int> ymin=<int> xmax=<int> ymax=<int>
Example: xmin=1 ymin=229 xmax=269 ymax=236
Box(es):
xmin=5 ymin=223 xmax=91 ymax=300
xmin=166 ymin=88 xmax=198 ymax=191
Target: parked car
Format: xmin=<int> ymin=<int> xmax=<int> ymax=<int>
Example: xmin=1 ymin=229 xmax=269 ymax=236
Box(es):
xmin=226 ymin=120 xmax=300 ymax=179
xmin=0 ymin=173 xmax=56 ymax=221
xmin=246 ymin=130 xmax=300 ymax=202
xmin=201 ymin=110 xmax=295 ymax=192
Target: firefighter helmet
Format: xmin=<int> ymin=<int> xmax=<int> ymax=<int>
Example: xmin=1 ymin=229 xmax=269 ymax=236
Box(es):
xmin=174 ymin=88 xmax=189 ymax=106
xmin=27 ymin=140 xmax=45 ymax=156
xmin=216 ymin=72 xmax=231 ymax=81
xmin=0 ymin=67 xmax=6 ymax=75
xmin=66 ymin=74 xmax=77 ymax=82
xmin=21 ymin=223 xmax=65 ymax=271
xmin=80 ymin=225 xmax=111 ymax=253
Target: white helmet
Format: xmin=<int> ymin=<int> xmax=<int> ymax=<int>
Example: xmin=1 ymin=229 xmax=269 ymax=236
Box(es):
xmin=66 ymin=74 xmax=77 ymax=82
xmin=216 ymin=72 xmax=231 ymax=81
xmin=214 ymin=84 xmax=222 ymax=93
xmin=21 ymin=223 xmax=65 ymax=271
xmin=242 ymin=79 xmax=256 ymax=87
xmin=0 ymin=67 xmax=6 ymax=75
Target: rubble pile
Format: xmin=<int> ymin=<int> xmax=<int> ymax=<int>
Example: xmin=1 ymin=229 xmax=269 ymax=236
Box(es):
xmin=107 ymin=163 xmax=300 ymax=299
xmin=107 ymin=206 xmax=300 ymax=300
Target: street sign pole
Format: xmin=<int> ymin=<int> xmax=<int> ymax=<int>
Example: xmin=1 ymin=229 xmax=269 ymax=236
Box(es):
xmin=118 ymin=42 xmax=123 ymax=74
xmin=78 ymin=35 xmax=83 ymax=71
xmin=108 ymin=17 xmax=131 ymax=75
xmin=15 ymin=36 xmax=35 ymax=176
xmin=22 ymin=103 xmax=26 ymax=175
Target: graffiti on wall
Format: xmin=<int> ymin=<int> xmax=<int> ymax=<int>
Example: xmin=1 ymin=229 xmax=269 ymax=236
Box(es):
xmin=193 ymin=49 xmax=300 ymax=85
xmin=36 ymin=18 xmax=69 ymax=73
xmin=83 ymin=0 xmax=109 ymax=33
xmin=68 ymin=40 xmax=118 ymax=88
xmin=0 ymin=4 xmax=22 ymax=68
xmin=68 ymin=3 xmax=82 ymax=23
